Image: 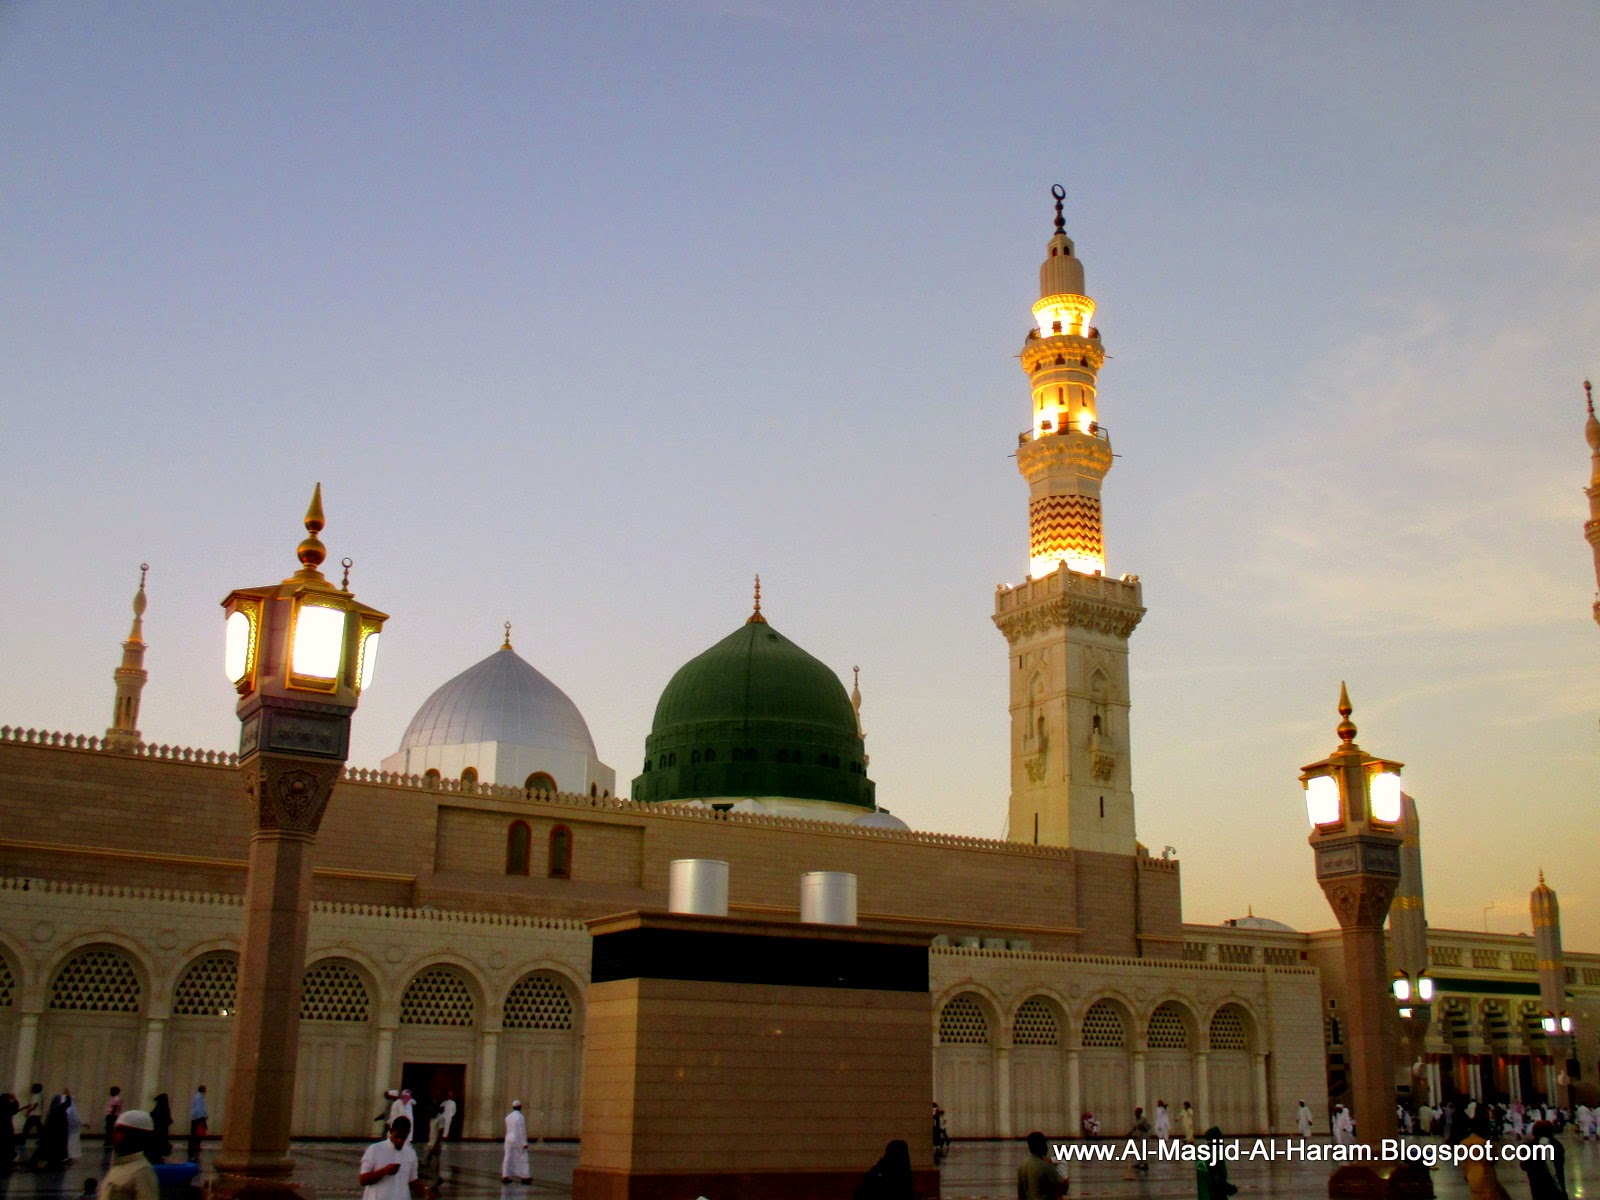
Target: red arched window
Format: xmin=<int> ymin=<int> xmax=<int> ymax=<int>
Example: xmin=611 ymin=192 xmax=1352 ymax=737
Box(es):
xmin=548 ymin=825 xmax=573 ymax=880
xmin=506 ymin=820 xmax=531 ymax=876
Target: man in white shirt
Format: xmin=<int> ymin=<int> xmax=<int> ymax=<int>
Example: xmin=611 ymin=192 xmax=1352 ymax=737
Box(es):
xmin=420 ymin=1091 xmax=456 ymax=1179
xmin=359 ymin=1116 xmax=434 ymax=1200
xmin=1296 ymin=1100 xmax=1314 ymax=1138
xmin=387 ymin=1091 xmax=416 ymax=1147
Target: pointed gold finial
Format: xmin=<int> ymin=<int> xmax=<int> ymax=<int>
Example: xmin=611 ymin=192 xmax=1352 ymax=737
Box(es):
xmin=748 ymin=574 xmax=766 ymax=624
xmin=127 ymin=563 xmax=149 ymax=640
xmin=1539 ymin=869 xmax=1545 ymax=885
xmin=296 ymin=483 xmax=328 ymax=577
xmin=502 ymin=621 xmax=513 ymax=650
xmin=1336 ymin=681 xmax=1357 ymax=745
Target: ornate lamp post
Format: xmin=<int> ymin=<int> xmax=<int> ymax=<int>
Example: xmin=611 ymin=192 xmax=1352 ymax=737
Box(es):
xmin=1302 ymin=686 xmax=1431 ymax=1198
xmin=1392 ymin=969 xmax=1434 ymax=1108
xmin=213 ymin=486 xmax=386 ymax=1195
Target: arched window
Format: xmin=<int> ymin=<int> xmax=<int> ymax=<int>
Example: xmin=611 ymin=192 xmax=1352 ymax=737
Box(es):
xmin=548 ymin=825 xmax=573 ymax=880
xmin=460 ymin=767 xmax=478 ymax=790
xmin=173 ymin=953 xmax=239 ymax=1018
xmin=525 ymin=772 xmax=556 ymax=794
xmin=506 ymin=821 xmax=531 ymax=876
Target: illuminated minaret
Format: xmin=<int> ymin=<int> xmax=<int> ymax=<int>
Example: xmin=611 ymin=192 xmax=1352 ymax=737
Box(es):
xmin=105 ymin=564 xmax=150 ymax=753
xmin=993 ymin=187 xmax=1145 ymax=854
xmin=1582 ymin=380 xmax=1600 ymax=627
xmin=1531 ymin=872 xmax=1572 ymax=1098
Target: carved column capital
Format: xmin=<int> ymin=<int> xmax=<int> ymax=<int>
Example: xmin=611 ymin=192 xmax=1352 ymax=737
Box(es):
xmin=241 ymin=754 xmax=343 ymax=835
xmin=1319 ymin=875 xmax=1397 ymax=930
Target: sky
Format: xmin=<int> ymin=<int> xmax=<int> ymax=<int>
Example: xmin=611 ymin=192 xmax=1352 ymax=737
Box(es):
xmin=3 ymin=2 xmax=1597 ymax=947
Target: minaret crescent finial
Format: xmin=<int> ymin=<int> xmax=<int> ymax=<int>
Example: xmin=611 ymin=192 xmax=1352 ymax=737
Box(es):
xmin=1336 ymin=681 xmax=1357 ymax=745
xmin=1051 ymin=183 xmax=1066 ymax=235
xmin=503 ymin=621 xmax=513 ymax=650
xmin=132 ymin=562 xmax=149 ymax=627
xmin=748 ymin=574 xmax=766 ymax=624
xmin=1587 ymin=379 xmax=1594 ymax=416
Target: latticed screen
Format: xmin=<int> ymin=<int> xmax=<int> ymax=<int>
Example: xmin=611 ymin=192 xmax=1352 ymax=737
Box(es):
xmin=173 ymin=954 xmax=238 ymax=1017
xmin=50 ymin=947 xmax=141 ymax=1012
xmin=1012 ymin=997 xmax=1058 ymax=1046
xmin=0 ymin=958 xmax=13 ymax=1007
xmin=1148 ymin=1003 xmax=1189 ymax=1049
xmin=301 ymin=961 xmax=371 ymax=1022
xmin=503 ymin=973 xmax=574 ymax=1030
xmin=400 ymin=967 xmax=475 ymax=1027
xmin=938 ymin=994 xmax=990 ymax=1044
xmin=1081 ymin=1000 xmax=1126 ymax=1048
xmin=1209 ymin=1007 xmax=1247 ymax=1051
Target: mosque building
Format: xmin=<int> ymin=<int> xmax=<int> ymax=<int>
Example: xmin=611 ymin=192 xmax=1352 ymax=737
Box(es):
xmin=1 ymin=192 xmax=1597 ymax=1144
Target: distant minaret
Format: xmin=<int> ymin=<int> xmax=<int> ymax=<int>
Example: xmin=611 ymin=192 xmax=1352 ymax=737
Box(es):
xmin=1390 ymin=793 xmax=1428 ymax=982
xmin=851 ymin=665 xmax=868 ymax=767
xmin=1582 ymin=381 xmax=1600 ymax=627
xmin=1531 ymin=871 xmax=1567 ymax=1021
xmin=993 ymin=187 xmax=1145 ymax=854
xmin=105 ymin=564 xmax=149 ymax=752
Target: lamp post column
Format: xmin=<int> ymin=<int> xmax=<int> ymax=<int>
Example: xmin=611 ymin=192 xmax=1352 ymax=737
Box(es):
xmin=213 ymin=488 xmax=386 ymax=1194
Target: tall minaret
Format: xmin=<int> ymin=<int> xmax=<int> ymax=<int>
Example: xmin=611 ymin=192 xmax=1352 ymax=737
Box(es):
xmin=105 ymin=564 xmax=149 ymax=753
xmin=1582 ymin=380 xmax=1600 ymax=627
xmin=1390 ymin=792 xmax=1428 ymax=983
xmin=993 ymin=187 xmax=1146 ymax=855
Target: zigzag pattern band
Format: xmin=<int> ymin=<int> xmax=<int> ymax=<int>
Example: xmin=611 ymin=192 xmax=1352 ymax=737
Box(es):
xmin=1030 ymin=494 xmax=1102 ymax=562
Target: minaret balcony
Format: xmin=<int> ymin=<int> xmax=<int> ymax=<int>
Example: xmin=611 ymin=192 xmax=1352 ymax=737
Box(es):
xmin=1018 ymin=421 xmax=1108 ymax=447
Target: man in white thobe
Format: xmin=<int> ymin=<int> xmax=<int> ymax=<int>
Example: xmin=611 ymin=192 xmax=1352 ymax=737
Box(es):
xmin=388 ymin=1091 xmax=416 ymax=1148
xmin=1296 ymin=1100 xmax=1314 ymax=1138
xmin=501 ymin=1101 xmax=529 ymax=1184
xmin=1332 ymin=1105 xmax=1354 ymax=1145
xmin=1153 ymin=1101 xmax=1171 ymax=1140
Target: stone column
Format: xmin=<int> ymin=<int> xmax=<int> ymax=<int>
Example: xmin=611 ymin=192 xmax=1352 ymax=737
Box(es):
xmin=478 ymin=1028 xmax=500 ymax=1138
xmin=1065 ymin=1050 xmax=1081 ymax=1136
xmin=372 ymin=1026 xmax=396 ymax=1098
xmin=12 ymin=1011 xmax=40 ymax=1097
xmin=1132 ymin=1049 xmax=1147 ymax=1116
xmin=1252 ymin=1052 xmax=1270 ymax=1133
xmin=139 ymin=1017 xmax=168 ymax=1104
xmin=995 ymin=1046 xmax=1012 ymax=1138
xmin=214 ymin=752 xmax=343 ymax=1183
xmin=1194 ymin=1051 xmax=1209 ymax=1128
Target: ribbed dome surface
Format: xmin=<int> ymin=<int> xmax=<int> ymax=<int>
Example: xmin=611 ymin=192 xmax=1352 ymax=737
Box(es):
xmin=651 ymin=621 xmax=857 ymax=732
xmin=398 ymin=647 xmax=597 ymax=757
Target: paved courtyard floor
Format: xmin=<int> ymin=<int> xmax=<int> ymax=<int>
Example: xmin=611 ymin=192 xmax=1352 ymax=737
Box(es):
xmin=1 ymin=1135 xmax=1594 ymax=1199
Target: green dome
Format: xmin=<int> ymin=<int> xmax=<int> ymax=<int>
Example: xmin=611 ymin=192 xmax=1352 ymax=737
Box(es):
xmin=631 ymin=616 xmax=874 ymax=809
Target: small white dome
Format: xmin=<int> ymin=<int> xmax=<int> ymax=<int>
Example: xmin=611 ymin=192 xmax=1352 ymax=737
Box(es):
xmin=1224 ymin=915 xmax=1298 ymax=933
xmin=397 ymin=647 xmax=597 ymax=757
xmin=853 ymin=810 xmax=910 ymax=831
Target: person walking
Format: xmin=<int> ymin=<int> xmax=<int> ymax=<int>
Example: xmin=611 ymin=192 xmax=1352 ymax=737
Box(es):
xmin=1127 ymin=1107 xmax=1152 ymax=1173
xmin=1295 ymin=1100 xmax=1314 ymax=1138
xmin=852 ymin=1139 xmax=916 ymax=1200
xmin=1196 ymin=1127 xmax=1238 ymax=1199
xmin=1179 ymin=1100 xmax=1196 ymax=1142
xmin=19 ymin=1084 xmax=45 ymax=1162
xmin=388 ymin=1091 xmax=416 ymax=1149
xmin=420 ymin=1091 xmax=456 ymax=1180
xmin=35 ymin=1090 xmax=71 ymax=1167
xmin=1519 ymin=1120 xmax=1567 ymax=1200
xmin=65 ymin=1090 xmax=82 ymax=1163
xmin=1332 ymin=1104 xmax=1354 ymax=1145
xmin=102 ymin=1089 xmax=123 ymax=1149
xmin=1456 ymin=1109 xmax=1511 ymax=1200
xmin=146 ymin=1095 xmax=172 ymax=1164
xmin=186 ymin=1087 xmax=207 ymax=1162
xmin=97 ymin=1110 xmax=159 ymax=1200
xmin=501 ymin=1101 xmax=530 ymax=1185
xmin=1154 ymin=1100 xmax=1171 ymax=1141
xmin=359 ymin=1116 xmax=435 ymax=1200
xmin=1017 ymin=1130 xmax=1065 ymax=1199
xmin=0 ymin=1092 xmax=19 ymax=1167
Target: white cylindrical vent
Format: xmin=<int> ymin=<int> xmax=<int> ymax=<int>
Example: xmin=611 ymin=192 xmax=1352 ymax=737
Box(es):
xmin=668 ymin=859 xmax=729 ymax=916
xmin=800 ymin=871 xmax=858 ymax=926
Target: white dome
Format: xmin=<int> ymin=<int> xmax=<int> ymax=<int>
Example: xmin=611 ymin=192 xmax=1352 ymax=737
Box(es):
xmin=1224 ymin=915 xmax=1298 ymax=933
xmin=397 ymin=646 xmax=598 ymax=757
xmin=853 ymin=810 xmax=910 ymax=831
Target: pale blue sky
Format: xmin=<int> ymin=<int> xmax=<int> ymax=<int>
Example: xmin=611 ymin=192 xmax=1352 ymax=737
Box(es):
xmin=3 ymin=2 xmax=1597 ymax=943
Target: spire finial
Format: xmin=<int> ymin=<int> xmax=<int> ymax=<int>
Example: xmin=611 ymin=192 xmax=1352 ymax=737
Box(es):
xmin=132 ymin=562 xmax=149 ymax=625
xmin=340 ymin=557 xmax=352 ymax=591
xmin=1539 ymin=868 xmax=1546 ymax=885
xmin=1051 ymin=183 xmax=1066 ymax=235
xmin=1336 ymin=681 xmax=1358 ymax=745
xmin=296 ymin=483 xmax=327 ymax=576
xmin=853 ymin=665 xmax=860 ymax=690
xmin=502 ymin=621 xmax=513 ymax=650
xmin=1586 ymin=379 xmax=1594 ymax=416
xmin=748 ymin=574 xmax=766 ymax=624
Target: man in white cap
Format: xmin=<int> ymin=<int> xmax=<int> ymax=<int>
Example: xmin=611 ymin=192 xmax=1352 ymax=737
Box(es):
xmin=501 ymin=1100 xmax=530 ymax=1184
xmin=359 ymin=1116 xmax=435 ymax=1200
xmin=98 ymin=1110 xmax=158 ymax=1200
xmin=388 ymin=1090 xmax=416 ymax=1147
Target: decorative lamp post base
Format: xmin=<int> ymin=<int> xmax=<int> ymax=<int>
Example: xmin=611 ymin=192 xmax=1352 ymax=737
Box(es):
xmin=208 ymin=1171 xmax=318 ymax=1200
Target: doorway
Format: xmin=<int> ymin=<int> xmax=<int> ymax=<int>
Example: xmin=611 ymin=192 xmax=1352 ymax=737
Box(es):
xmin=401 ymin=1062 xmax=467 ymax=1142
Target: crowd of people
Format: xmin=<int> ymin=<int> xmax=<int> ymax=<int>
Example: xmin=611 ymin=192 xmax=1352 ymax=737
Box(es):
xmin=1 ymin=1084 xmax=209 ymax=1172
